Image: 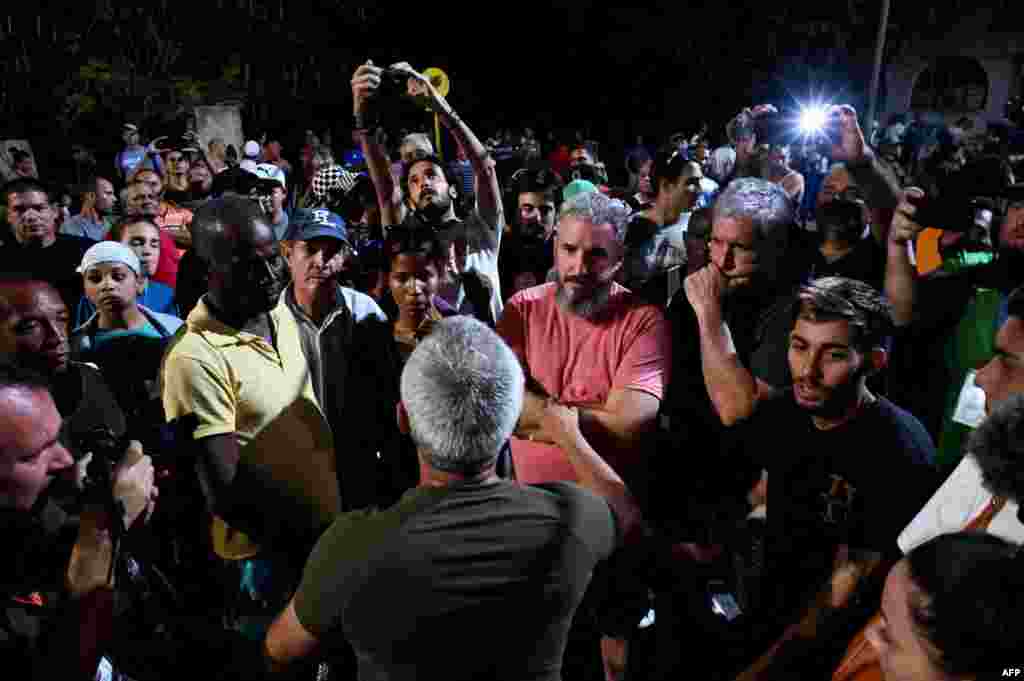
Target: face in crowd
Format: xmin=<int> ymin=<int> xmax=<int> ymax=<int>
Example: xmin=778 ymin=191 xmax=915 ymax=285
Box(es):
xmin=788 ymin=314 xmax=873 ymax=421
xmin=708 ymin=215 xmax=761 ymax=292
xmin=407 ymin=160 xmax=454 ymax=221
xmin=517 ymin=191 xmax=556 ymax=240
xmin=388 ymin=249 xmax=442 ymax=319
xmin=285 ymin=237 xmax=351 ymax=300
xmin=7 ymin=190 xmax=57 ymax=248
xmin=83 ymin=262 xmax=144 ymax=319
xmin=0 ymin=281 xmax=70 ymax=376
xmin=998 ymin=199 xmax=1024 ymax=252
xmin=0 ymin=382 xmax=73 ymax=511
xmin=165 ymin=150 xmax=190 ymax=178
xmin=120 ymin=221 xmax=161 ymax=279
xmin=94 ymin=178 xmax=117 ymax=215
xmin=554 ymin=215 xmax=622 ymax=319
xmin=126 ymin=182 xmax=161 ymax=219
xmin=208 ymin=218 xmax=288 ymax=319
xmin=189 ymin=162 xmax=213 ymax=194
xmin=976 ymin=312 xmax=1024 ymax=412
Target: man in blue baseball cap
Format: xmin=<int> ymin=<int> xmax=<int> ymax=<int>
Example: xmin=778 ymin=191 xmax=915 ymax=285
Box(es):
xmin=279 ymin=208 xmax=414 ymax=514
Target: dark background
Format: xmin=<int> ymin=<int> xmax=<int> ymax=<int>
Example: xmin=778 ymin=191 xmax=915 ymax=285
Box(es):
xmin=0 ymin=1 xmax=1010 ymax=183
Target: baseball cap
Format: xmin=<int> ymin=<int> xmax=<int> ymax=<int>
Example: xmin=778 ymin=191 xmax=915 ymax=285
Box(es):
xmin=123 ymin=123 xmax=139 ymax=133
xmin=253 ymin=163 xmax=286 ymax=189
xmin=78 ymin=241 xmax=141 ymax=276
xmin=243 ymin=140 xmax=261 ymax=158
xmin=283 ymin=209 xmax=349 ymax=244
xmin=563 ymin=179 xmax=598 ymax=203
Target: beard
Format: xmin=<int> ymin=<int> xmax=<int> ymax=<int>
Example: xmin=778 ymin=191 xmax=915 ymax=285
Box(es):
xmin=793 ymin=367 xmax=868 ymax=419
xmin=416 ymin=190 xmax=452 ymax=222
xmin=555 ymin=276 xmax=615 ymax=321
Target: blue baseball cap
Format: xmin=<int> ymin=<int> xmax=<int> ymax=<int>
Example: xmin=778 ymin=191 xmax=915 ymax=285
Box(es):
xmin=283 ymin=209 xmax=350 ymax=244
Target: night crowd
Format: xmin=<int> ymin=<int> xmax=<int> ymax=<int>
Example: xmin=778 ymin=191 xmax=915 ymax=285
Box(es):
xmin=2 ymin=60 xmax=1024 ymax=681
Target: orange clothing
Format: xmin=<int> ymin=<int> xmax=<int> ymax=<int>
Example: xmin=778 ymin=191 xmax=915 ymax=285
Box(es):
xmin=915 ymin=228 xmax=943 ymax=275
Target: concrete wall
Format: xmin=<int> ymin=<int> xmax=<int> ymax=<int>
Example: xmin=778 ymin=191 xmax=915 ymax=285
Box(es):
xmin=881 ymin=13 xmax=1022 ymax=127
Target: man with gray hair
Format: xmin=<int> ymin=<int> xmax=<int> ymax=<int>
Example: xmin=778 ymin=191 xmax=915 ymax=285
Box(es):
xmin=499 ymin=190 xmax=670 ymax=483
xmin=264 ymin=316 xmax=639 ymax=680
xmin=498 ymin=190 xmax=669 ymax=679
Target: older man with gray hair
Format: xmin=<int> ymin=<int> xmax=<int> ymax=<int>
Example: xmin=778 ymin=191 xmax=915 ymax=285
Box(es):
xmin=264 ymin=316 xmax=638 ymax=680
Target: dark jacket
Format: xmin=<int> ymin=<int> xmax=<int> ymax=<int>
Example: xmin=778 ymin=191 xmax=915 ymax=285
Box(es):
xmin=282 ymin=287 xmax=414 ymax=510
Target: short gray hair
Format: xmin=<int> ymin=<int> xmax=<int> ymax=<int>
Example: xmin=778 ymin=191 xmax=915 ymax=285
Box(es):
xmin=558 ymin=191 xmax=633 ymax=243
xmin=713 ymin=177 xmax=793 ymax=245
xmin=400 ymin=317 xmax=525 ymax=474
xmin=401 ymin=133 xmax=434 ymax=155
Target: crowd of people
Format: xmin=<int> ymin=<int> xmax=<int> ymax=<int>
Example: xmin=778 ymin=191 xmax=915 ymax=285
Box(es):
xmin=2 ymin=59 xmax=1024 ymax=681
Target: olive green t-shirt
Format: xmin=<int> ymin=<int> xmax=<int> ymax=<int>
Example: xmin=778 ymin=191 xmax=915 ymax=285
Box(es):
xmin=293 ymin=479 xmax=618 ymax=681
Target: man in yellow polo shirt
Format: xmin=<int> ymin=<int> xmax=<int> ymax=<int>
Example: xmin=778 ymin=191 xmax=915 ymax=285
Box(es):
xmin=161 ymin=196 xmax=339 ymax=638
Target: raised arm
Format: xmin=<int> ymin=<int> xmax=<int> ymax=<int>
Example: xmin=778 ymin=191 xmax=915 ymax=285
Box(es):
xmin=392 ymin=62 xmax=503 ymax=242
xmin=826 ymin=105 xmax=902 ymax=245
xmin=351 ymin=61 xmax=404 ymax=227
xmin=885 ymin=188 xmax=926 ymax=327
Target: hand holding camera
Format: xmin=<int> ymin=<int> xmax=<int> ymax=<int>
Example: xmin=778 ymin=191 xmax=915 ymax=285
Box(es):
xmin=890 ymin=187 xmax=926 ymax=245
xmin=112 ymin=440 xmax=158 ymax=530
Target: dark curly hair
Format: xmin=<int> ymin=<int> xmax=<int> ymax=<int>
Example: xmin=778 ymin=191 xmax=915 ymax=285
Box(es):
xmin=967 ymin=392 xmax=1024 ymax=503
xmin=905 ymin=532 xmax=1024 ymax=677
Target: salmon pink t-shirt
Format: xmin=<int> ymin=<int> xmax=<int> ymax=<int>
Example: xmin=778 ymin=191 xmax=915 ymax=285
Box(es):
xmin=498 ymin=282 xmax=671 ymax=483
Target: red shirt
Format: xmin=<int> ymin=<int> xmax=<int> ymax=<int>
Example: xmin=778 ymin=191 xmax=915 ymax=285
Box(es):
xmin=497 ymin=282 xmax=671 ymax=483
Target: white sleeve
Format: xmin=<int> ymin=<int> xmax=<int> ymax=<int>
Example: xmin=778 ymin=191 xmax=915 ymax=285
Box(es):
xmin=897 ymin=456 xmax=992 ymax=554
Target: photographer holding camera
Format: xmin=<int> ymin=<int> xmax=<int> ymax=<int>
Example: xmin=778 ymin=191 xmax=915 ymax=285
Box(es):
xmin=351 ymin=59 xmax=505 ymax=322
xmin=884 ymin=158 xmax=1024 ymax=467
xmin=0 ymin=362 xmax=157 ymax=680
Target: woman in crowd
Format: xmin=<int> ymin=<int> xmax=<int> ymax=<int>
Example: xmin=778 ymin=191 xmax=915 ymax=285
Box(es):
xmin=867 ymin=532 xmax=1024 ymax=681
xmin=380 ymin=225 xmax=457 ymax=365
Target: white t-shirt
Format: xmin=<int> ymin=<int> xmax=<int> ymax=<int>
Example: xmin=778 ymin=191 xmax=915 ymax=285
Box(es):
xmin=454 ymin=210 xmax=504 ymax=322
xmin=898 ymin=455 xmax=1024 ymax=553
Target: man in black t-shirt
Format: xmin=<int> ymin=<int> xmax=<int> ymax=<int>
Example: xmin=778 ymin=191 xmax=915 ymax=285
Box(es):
xmin=730 ymin=277 xmax=938 ymax=636
xmin=264 ymin=317 xmax=641 ymax=681
xmin=0 ymin=179 xmax=93 ymax=311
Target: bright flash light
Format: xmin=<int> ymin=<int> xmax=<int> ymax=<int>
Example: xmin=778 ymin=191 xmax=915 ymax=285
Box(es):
xmin=799 ymin=107 xmax=828 ymax=135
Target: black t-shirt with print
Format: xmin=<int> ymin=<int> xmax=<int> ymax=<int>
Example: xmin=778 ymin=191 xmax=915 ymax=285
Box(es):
xmin=733 ymin=393 xmax=939 ymax=619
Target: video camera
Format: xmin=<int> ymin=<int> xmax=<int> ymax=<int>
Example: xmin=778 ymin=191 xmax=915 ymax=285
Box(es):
xmin=364 ymin=67 xmax=420 ymax=132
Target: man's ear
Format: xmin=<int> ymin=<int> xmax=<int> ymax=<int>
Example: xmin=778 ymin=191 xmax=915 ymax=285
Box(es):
xmin=448 ymin=185 xmax=457 ymax=200
xmin=396 ymin=400 xmax=410 ymax=435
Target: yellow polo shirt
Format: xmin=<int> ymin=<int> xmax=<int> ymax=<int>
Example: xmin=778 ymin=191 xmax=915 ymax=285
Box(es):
xmin=161 ymin=296 xmax=339 ymax=559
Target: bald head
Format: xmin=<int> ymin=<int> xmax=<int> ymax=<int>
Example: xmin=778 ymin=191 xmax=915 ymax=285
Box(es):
xmin=0 ymin=279 xmax=70 ymax=375
xmin=191 ymin=196 xmax=272 ymax=267
xmin=191 ymin=197 xmax=287 ymax=320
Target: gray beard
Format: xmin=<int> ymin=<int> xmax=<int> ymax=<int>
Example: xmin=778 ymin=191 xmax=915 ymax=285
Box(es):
xmin=555 ymin=278 xmax=614 ymax=321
